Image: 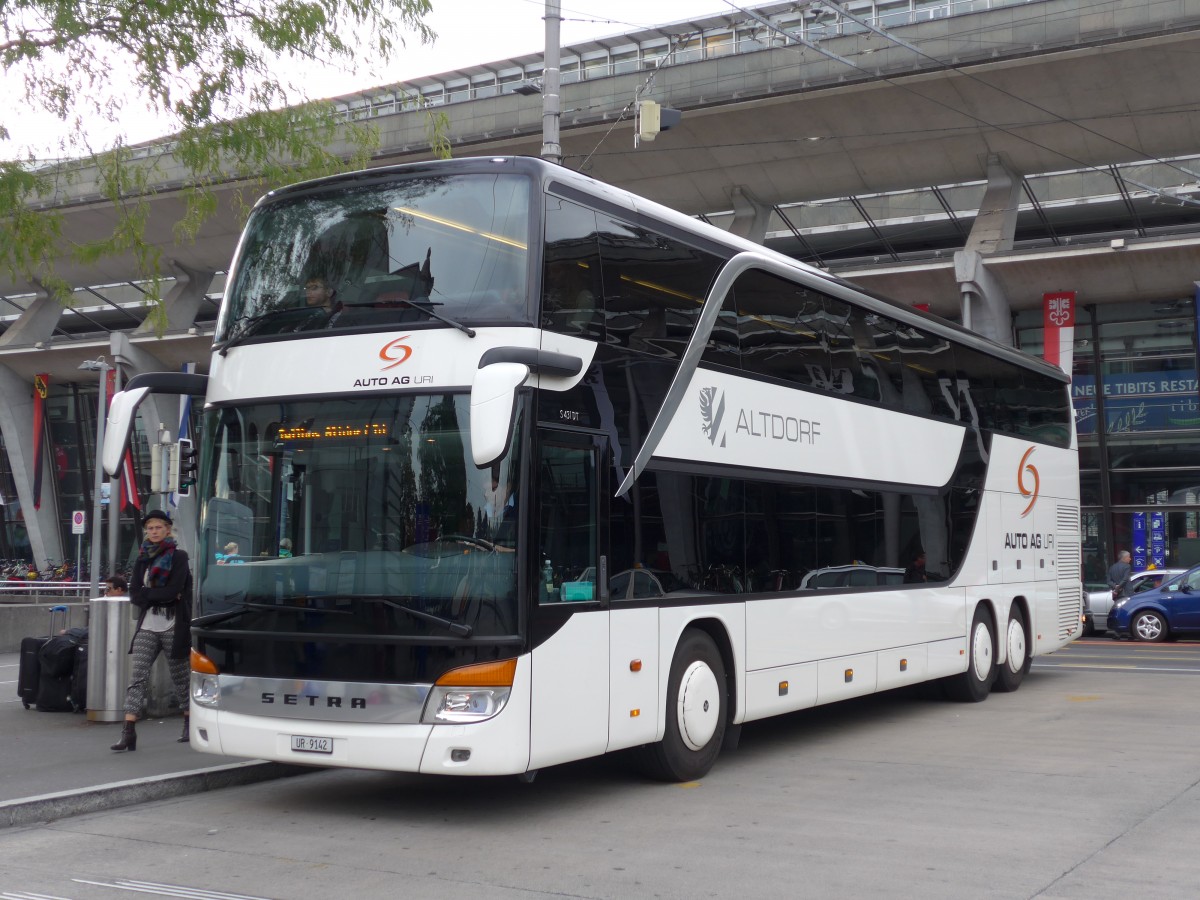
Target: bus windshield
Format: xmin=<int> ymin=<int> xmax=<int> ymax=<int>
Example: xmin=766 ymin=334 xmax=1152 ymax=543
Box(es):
xmin=196 ymin=394 xmax=522 ymax=639
xmin=217 ymin=173 xmax=531 ymax=343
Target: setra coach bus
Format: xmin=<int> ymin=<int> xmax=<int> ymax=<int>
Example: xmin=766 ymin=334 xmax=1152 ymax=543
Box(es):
xmin=103 ymin=155 xmax=1081 ymax=781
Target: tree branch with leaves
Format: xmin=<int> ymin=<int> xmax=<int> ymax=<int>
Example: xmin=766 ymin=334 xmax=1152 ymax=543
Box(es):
xmin=0 ymin=0 xmax=448 ymax=313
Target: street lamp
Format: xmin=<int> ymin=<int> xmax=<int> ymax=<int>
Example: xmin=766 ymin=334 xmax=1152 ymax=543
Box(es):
xmin=78 ymin=356 xmax=111 ymax=600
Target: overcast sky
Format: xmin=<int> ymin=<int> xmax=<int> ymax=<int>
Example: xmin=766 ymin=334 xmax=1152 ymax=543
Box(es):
xmin=2 ymin=0 xmax=733 ymax=158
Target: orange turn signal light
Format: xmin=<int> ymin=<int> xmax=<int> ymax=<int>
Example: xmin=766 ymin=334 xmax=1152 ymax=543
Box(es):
xmin=435 ymin=658 xmax=517 ymax=687
xmin=190 ymin=649 xmax=219 ymax=675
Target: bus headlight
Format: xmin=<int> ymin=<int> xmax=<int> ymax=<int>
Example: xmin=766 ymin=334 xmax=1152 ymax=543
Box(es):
xmin=424 ymin=686 xmax=512 ymax=723
xmin=191 ymin=673 xmax=220 ymax=708
xmin=421 ymin=658 xmax=517 ymax=725
xmin=190 ymin=649 xmax=220 ymax=709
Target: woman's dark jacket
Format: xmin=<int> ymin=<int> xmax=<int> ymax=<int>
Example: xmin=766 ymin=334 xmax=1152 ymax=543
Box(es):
xmin=128 ymin=548 xmax=193 ymax=660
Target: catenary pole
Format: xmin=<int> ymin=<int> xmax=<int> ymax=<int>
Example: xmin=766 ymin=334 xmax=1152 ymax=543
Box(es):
xmin=541 ymin=0 xmax=562 ymax=164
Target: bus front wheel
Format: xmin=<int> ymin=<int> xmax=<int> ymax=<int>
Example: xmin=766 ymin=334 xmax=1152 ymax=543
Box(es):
xmin=632 ymin=628 xmax=727 ymax=782
xmin=943 ymin=605 xmax=996 ymax=702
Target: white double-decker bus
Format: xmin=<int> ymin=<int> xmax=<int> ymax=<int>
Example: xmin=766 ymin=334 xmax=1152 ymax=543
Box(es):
xmin=105 ymin=156 xmax=1080 ymax=781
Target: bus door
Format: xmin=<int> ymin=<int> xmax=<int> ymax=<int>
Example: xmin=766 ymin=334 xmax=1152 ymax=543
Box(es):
xmin=528 ymin=429 xmax=609 ymax=770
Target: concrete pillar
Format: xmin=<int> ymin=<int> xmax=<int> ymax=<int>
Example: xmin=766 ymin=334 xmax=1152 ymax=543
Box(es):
xmin=0 ymin=364 xmax=65 ymax=567
xmin=0 ymin=281 xmax=64 ymax=347
xmin=135 ymin=260 xmax=215 ymax=334
xmin=966 ymin=154 xmax=1022 ymax=255
xmin=954 ymin=248 xmax=1012 ymax=345
xmin=728 ymin=185 xmax=773 ymax=244
xmin=954 ymin=154 xmax=1023 ymax=347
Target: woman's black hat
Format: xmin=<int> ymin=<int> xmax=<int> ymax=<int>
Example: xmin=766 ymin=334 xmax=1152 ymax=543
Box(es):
xmin=142 ymin=509 xmax=172 ymax=525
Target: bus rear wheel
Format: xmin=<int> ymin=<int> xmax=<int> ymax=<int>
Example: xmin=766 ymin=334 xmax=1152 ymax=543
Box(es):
xmin=632 ymin=628 xmax=727 ymax=782
xmin=943 ymin=605 xmax=996 ymax=702
xmin=993 ymin=605 xmax=1030 ymax=693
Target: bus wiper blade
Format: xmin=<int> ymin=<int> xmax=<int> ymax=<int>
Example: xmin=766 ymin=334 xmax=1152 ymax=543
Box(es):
xmin=344 ymin=297 xmax=476 ymax=338
xmin=193 ymin=603 xmax=267 ymax=628
xmin=193 ymin=600 xmax=352 ymax=627
xmin=361 ymin=596 xmax=473 ymax=637
xmin=217 ymin=307 xmax=315 ymax=355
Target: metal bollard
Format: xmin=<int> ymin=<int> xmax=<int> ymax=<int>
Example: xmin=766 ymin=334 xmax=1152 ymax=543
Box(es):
xmin=86 ymin=596 xmax=134 ymax=722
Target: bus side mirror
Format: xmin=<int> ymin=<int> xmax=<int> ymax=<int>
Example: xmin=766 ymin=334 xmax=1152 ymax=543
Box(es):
xmin=102 ymin=387 xmax=150 ymax=476
xmin=470 ymin=362 xmax=529 ymax=468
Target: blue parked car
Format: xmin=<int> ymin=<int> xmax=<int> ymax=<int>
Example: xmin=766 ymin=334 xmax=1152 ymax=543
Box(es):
xmin=1107 ymin=564 xmax=1200 ymax=641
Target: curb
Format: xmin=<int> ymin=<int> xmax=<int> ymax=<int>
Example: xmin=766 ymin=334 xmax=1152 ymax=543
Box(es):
xmin=0 ymin=760 xmax=312 ymax=828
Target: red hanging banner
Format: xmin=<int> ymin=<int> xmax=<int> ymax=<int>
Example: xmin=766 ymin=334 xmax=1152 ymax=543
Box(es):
xmin=31 ymin=374 xmax=49 ymax=509
xmin=1042 ymin=292 xmax=1076 ymax=376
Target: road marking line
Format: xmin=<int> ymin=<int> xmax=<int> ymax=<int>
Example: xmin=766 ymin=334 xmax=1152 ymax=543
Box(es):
xmin=73 ymin=878 xmax=272 ymax=900
xmin=1060 ymin=657 xmax=1200 ymax=662
xmin=1046 ymin=663 xmax=1136 ymax=669
xmin=1035 ymin=663 xmax=1200 ymax=672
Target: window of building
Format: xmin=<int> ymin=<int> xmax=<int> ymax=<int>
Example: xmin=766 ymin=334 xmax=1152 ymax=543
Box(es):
xmin=612 ymin=48 xmax=639 ymax=74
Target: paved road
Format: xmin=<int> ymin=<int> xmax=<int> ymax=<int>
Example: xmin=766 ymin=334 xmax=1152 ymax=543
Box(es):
xmin=4 ymin=638 xmax=1200 ymax=898
xmin=1037 ymin=636 xmax=1200 ymax=674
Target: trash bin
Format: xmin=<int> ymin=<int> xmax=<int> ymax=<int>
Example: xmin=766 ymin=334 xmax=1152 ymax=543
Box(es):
xmin=86 ymin=596 xmax=134 ymax=723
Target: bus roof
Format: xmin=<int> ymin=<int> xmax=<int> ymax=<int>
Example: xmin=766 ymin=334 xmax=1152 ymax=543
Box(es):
xmin=257 ymin=156 xmax=1068 ymax=384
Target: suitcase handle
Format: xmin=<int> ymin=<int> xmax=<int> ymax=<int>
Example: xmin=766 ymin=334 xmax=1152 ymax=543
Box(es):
xmin=48 ymin=604 xmax=69 ymax=637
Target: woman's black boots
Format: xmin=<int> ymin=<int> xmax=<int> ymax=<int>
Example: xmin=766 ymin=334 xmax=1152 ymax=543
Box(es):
xmin=178 ymin=714 xmax=190 ymax=743
xmin=110 ymin=720 xmax=137 ymax=752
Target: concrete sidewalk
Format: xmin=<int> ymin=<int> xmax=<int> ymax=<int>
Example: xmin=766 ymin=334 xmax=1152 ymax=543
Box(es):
xmin=0 ymin=651 xmax=308 ymax=827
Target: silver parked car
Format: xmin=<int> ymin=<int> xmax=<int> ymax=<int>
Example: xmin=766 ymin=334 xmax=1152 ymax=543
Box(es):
xmin=799 ymin=564 xmax=906 ymax=589
xmin=1083 ymin=568 xmax=1185 ymax=635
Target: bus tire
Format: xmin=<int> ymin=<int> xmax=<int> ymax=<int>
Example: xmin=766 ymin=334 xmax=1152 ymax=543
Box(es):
xmin=993 ymin=604 xmax=1030 ymax=693
xmin=632 ymin=628 xmax=727 ymax=782
xmin=943 ymin=605 xmax=996 ymax=702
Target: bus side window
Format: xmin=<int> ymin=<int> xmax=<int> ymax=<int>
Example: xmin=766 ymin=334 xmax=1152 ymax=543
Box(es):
xmin=823 ymin=297 xmax=880 ymax=402
xmin=595 ymin=215 xmax=721 ymax=358
xmin=542 ymin=198 xmax=604 ymax=340
xmin=735 ymin=270 xmax=830 ymax=391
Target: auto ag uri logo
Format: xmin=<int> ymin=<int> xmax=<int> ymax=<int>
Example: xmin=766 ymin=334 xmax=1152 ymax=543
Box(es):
xmin=1017 ymin=446 xmax=1039 ymax=517
xmin=699 ymin=386 xmax=726 ymax=447
xmin=379 ymin=336 xmax=413 ymax=370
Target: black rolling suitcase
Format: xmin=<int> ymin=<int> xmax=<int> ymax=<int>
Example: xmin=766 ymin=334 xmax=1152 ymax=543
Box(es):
xmin=37 ymin=630 xmax=83 ymax=712
xmin=16 ymin=605 xmax=69 ymax=710
xmin=69 ymin=643 xmax=88 ymax=713
xmin=17 ymin=636 xmax=44 ymax=709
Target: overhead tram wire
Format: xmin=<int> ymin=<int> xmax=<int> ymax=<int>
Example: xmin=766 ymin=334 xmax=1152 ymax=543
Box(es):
xmin=550 ymin=1 xmax=1200 ymax=263
xmin=540 ymin=0 xmax=1200 ymax=251
xmin=510 ymin=0 xmax=649 ymax=33
xmin=555 ymin=0 xmax=1198 ymax=196
xmin=577 ymin=105 xmax=1200 ymax=160
xmin=723 ymin=0 xmax=1200 ymax=207
xmin=657 ymin=0 xmax=1177 ymax=133
xmin=575 ymin=30 xmax=699 ymax=172
xmin=544 ymin=0 xmax=1200 ymax=202
xmin=816 ymin=0 xmax=1200 ymax=200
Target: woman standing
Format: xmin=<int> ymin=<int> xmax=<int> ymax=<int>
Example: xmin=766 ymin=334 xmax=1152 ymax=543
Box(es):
xmin=110 ymin=509 xmax=193 ymax=752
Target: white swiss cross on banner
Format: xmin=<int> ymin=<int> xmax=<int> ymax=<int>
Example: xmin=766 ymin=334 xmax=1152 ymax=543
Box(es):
xmin=1042 ymin=291 xmax=1076 ymax=377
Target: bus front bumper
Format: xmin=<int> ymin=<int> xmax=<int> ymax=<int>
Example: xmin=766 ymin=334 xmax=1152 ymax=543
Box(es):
xmin=189 ymin=705 xmax=533 ymax=776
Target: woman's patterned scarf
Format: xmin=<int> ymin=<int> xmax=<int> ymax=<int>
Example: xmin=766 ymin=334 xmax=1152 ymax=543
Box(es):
xmin=140 ymin=536 xmax=176 ymax=588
